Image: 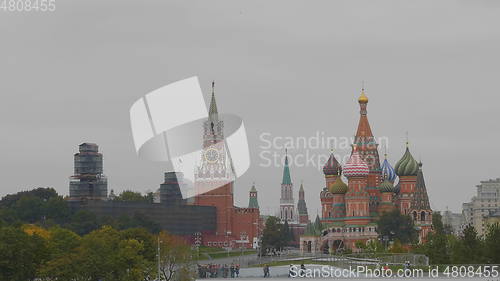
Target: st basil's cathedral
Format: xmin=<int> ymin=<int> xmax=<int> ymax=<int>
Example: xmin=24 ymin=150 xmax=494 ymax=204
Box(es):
xmin=300 ymin=89 xmax=432 ymax=253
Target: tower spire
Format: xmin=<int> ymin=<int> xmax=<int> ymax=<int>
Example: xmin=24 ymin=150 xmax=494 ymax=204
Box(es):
xmin=353 ymin=86 xmax=380 ymax=173
xmin=282 ymin=149 xmax=292 ymax=185
xmin=209 ymin=81 xmax=218 ymax=122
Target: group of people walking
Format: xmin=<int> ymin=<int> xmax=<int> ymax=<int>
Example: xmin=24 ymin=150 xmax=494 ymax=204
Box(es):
xmin=197 ymin=263 xmax=240 ymax=278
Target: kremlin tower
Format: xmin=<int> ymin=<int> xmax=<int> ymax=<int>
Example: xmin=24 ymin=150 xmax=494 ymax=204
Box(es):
xmin=278 ymin=150 xmax=310 ymax=246
xmin=297 ymin=183 xmax=309 ymax=224
xmin=193 ymin=82 xmax=261 ymax=249
xmin=248 ymin=183 xmax=259 ymax=209
xmin=280 ymin=150 xmax=296 ymax=223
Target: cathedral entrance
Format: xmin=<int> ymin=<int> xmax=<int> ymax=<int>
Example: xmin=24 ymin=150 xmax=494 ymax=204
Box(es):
xmin=320 ymin=239 xmax=344 ymax=254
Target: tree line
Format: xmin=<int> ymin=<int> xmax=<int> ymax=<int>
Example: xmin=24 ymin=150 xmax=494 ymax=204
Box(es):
xmin=369 ymin=210 xmax=500 ymax=264
xmin=0 ymin=188 xmax=194 ymax=281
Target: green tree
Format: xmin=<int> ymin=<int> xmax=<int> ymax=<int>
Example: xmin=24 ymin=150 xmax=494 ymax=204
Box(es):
xmin=157 ymin=231 xmax=195 ymax=281
xmin=46 ymin=226 xmax=81 ymax=258
xmin=260 ymin=216 xmax=285 ymax=254
xmin=281 ymin=220 xmax=293 ymax=245
xmin=14 ymin=195 xmax=45 ymax=223
xmin=484 ymin=222 xmax=500 ymax=263
xmin=432 ymin=212 xmax=444 ymax=234
xmin=459 ymin=224 xmax=483 ymax=263
xmin=42 ymin=226 xmax=152 ymax=281
xmin=0 ymin=187 xmax=58 ymax=208
xmin=45 ymin=196 xmax=72 ymax=224
xmin=447 ymin=224 xmax=484 ymax=264
xmin=66 ymin=210 xmax=100 ymax=235
xmin=120 ymin=227 xmax=156 ymax=261
xmin=419 ymin=231 xmax=450 ymax=264
xmin=414 ymin=212 xmax=451 ymax=264
xmin=390 ymin=239 xmax=408 ymax=253
xmin=0 ymin=226 xmax=48 ymax=281
xmin=116 ymin=190 xmax=149 ymax=202
xmin=377 ymin=210 xmax=417 ymax=244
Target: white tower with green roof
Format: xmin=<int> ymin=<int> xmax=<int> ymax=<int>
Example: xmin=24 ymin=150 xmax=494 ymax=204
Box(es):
xmin=280 ymin=150 xmax=296 ymax=223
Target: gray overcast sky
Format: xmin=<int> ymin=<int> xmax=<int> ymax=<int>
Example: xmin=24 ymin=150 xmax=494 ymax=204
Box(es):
xmin=1 ymin=0 xmax=499 ymax=215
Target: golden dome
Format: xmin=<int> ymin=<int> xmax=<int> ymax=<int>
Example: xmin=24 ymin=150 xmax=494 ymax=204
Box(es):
xmin=358 ymin=89 xmax=368 ymax=103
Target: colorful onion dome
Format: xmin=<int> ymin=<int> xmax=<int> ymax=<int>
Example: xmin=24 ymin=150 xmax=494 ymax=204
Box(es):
xmin=381 ymin=154 xmax=397 ymax=182
xmin=395 ymin=144 xmax=419 ymax=176
xmin=358 ymin=89 xmax=369 ymax=104
xmin=329 ymin=171 xmax=348 ymax=194
xmin=394 ymin=182 xmax=400 ymax=194
xmin=343 ymin=145 xmax=369 ymax=177
xmin=323 ymin=151 xmax=341 ymax=175
xmin=379 ymin=179 xmax=395 ymax=193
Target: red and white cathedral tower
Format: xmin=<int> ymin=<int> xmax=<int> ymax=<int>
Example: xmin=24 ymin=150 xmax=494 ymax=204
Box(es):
xmin=343 ymin=145 xmax=371 ymax=225
xmin=354 ymin=89 xmax=382 ymax=215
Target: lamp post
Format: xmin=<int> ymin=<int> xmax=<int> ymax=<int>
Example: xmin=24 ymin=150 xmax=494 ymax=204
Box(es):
xmin=157 ymin=236 xmax=161 ymax=281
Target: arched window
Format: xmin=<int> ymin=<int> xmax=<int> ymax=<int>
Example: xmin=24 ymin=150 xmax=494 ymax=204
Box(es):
xmin=421 ymin=211 xmax=426 ymax=221
xmin=413 ymin=211 xmax=417 ymax=221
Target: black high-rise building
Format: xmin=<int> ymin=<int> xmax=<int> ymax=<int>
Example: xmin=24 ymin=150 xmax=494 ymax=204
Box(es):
xmin=159 ymin=172 xmax=184 ymax=205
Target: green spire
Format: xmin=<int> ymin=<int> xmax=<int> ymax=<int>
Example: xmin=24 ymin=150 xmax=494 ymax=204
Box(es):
xmin=209 ymin=81 xmax=218 ymax=122
xmin=314 ymin=215 xmax=322 ymax=230
xmin=250 ymin=182 xmax=257 ymax=192
xmin=304 ymin=216 xmax=323 ymax=236
xmin=282 ymin=149 xmax=292 ymax=185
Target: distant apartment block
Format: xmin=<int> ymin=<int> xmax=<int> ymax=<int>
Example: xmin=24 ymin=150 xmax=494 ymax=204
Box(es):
xmin=462 ymin=178 xmax=500 ymax=236
xmin=441 ymin=209 xmax=465 ymax=235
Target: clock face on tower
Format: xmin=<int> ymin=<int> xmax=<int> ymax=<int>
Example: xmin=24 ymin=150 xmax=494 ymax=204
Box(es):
xmin=204 ymin=148 xmax=219 ymax=163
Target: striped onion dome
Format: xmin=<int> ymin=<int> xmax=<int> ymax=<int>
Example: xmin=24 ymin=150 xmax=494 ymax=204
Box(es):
xmin=323 ymin=151 xmax=342 ymax=176
xmin=343 ymin=145 xmax=369 ymax=178
xmin=395 ymin=145 xmax=419 ymax=177
xmin=329 ymin=172 xmax=348 ymax=194
xmin=381 ymin=154 xmax=397 ymax=182
xmin=379 ymin=179 xmax=395 ymax=193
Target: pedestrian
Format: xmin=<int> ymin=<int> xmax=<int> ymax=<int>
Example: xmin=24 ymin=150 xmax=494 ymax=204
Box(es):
xmin=236 ymin=264 xmax=240 ymax=277
xmin=223 ymin=264 xmax=228 ymax=278
xmin=230 ymin=263 xmax=235 ymax=278
xmin=300 ymin=263 xmax=306 ymax=277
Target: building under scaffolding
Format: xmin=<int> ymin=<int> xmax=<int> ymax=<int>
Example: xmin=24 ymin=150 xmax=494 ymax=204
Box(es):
xmin=68 ymin=143 xmax=216 ymax=236
xmin=69 ymin=143 xmax=108 ymax=201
